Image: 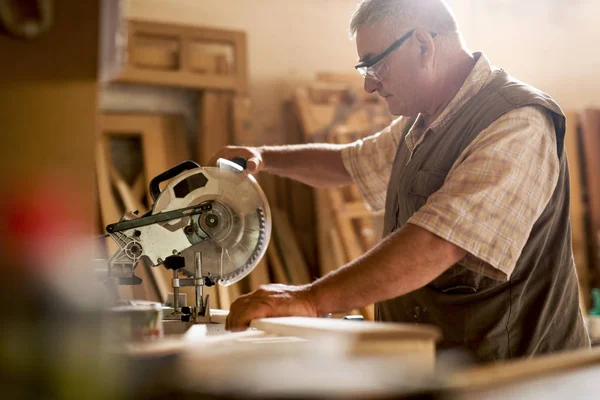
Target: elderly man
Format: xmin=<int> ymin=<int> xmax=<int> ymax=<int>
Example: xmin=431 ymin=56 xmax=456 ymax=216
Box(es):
xmin=212 ymin=0 xmax=590 ymax=361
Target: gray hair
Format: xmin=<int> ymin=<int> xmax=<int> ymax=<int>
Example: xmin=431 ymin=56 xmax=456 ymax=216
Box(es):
xmin=349 ymin=0 xmax=464 ymax=48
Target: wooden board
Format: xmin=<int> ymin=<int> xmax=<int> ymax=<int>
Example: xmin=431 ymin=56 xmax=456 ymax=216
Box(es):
xmin=232 ymin=96 xmax=253 ymax=144
xmin=267 ymin=243 xmax=290 ymax=284
xmin=250 ymin=317 xmax=441 ymax=342
xmin=271 ymin=208 xmax=312 ymax=285
xmin=248 ymin=259 xmax=271 ymax=291
xmin=197 ymin=91 xmax=232 ymax=166
xmin=281 ymin=101 xmax=319 ymax=276
xmin=449 ymin=346 xmax=600 ymax=392
xmin=580 ymin=109 xmax=600 ymax=285
xmin=564 ymin=111 xmax=590 ymax=309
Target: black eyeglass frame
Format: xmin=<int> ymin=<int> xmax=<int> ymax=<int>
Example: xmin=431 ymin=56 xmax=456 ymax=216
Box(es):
xmin=354 ymin=29 xmax=438 ymax=70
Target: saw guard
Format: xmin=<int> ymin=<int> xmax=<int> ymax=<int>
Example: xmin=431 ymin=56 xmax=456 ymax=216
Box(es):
xmin=151 ymin=164 xmax=271 ymax=286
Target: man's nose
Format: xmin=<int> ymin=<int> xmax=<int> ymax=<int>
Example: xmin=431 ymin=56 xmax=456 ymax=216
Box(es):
xmin=364 ymin=77 xmax=380 ymax=94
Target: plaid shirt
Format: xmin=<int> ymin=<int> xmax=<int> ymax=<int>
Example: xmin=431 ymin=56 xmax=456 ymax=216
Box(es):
xmin=341 ymin=53 xmax=559 ymax=280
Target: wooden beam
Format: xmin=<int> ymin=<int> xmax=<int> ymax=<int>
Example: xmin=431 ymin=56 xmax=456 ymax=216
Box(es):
xmin=197 ymin=91 xmax=232 ymax=166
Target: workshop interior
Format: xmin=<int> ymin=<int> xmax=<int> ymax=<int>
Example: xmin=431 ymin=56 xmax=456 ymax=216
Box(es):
xmin=1 ymin=0 xmax=600 ymax=399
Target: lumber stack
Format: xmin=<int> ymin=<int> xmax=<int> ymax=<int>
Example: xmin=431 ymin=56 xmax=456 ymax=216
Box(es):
xmin=290 ymin=73 xmax=395 ymax=320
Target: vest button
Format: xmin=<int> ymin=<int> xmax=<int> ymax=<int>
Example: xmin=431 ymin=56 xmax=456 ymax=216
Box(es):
xmin=413 ymin=306 xmax=421 ymax=320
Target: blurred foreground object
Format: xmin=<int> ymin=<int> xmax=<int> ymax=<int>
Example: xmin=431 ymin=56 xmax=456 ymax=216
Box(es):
xmin=0 ymin=177 xmax=125 ymax=399
xmin=0 ymin=0 xmax=53 ymax=39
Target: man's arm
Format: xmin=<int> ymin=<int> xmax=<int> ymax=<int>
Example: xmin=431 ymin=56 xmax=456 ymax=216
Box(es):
xmin=209 ymin=143 xmax=353 ymax=188
xmin=225 ymin=223 xmax=467 ymax=330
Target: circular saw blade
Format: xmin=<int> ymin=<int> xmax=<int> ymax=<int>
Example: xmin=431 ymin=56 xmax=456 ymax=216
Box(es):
xmin=152 ymin=166 xmax=271 ymax=286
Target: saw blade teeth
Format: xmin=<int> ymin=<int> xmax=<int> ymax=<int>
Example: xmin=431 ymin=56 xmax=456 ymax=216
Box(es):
xmin=218 ymin=207 xmax=269 ymax=284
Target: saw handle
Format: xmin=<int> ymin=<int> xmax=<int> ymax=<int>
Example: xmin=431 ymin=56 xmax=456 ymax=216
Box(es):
xmin=231 ymin=157 xmax=247 ymax=169
xmin=149 ymin=160 xmax=201 ymax=202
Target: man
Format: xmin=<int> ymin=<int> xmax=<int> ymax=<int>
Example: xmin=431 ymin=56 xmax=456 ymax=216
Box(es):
xmin=211 ymin=0 xmax=590 ymax=361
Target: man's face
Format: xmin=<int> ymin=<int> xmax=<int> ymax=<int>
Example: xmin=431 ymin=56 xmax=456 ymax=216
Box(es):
xmin=356 ymin=23 xmax=432 ymax=116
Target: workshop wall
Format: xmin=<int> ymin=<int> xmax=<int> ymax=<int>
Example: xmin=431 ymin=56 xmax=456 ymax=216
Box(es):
xmin=117 ymin=0 xmax=600 ymax=145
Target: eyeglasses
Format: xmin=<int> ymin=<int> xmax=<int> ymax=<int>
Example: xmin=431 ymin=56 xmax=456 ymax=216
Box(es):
xmin=355 ymin=29 xmax=438 ymax=82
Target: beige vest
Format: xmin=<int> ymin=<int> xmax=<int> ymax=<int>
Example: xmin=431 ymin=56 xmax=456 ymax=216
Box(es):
xmin=379 ymin=70 xmax=590 ymax=361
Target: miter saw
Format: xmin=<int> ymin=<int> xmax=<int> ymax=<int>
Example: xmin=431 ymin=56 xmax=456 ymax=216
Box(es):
xmin=104 ymin=159 xmax=271 ymax=324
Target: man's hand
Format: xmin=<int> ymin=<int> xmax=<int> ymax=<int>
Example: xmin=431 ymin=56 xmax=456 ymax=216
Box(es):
xmin=225 ymin=284 xmax=319 ymax=331
xmin=208 ymin=145 xmax=263 ymax=174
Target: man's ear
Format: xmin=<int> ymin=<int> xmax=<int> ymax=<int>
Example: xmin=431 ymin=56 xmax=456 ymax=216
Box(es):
xmin=413 ymin=28 xmax=435 ymax=68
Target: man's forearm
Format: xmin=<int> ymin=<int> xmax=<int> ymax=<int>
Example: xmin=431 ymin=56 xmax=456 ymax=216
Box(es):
xmin=310 ymin=223 xmax=467 ymax=315
xmin=260 ymin=144 xmax=353 ymax=188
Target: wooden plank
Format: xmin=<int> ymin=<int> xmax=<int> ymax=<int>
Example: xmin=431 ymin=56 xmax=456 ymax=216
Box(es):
xmin=162 ymin=116 xmax=190 ymax=165
xmin=131 ymin=173 xmax=146 ymax=204
xmin=232 ymin=96 xmax=253 ymax=144
xmin=267 ymin=243 xmax=290 ymax=284
xmin=110 ymin=166 xmax=146 ymax=214
xmin=271 ymin=208 xmax=312 ymax=285
xmin=580 ymin=109 xmax=600 ymax=284
xmin=282 ymin=101 xmax=319 ymax=276
xmin=249 ymin=317 xmax=441 ymax=342
xmin=184 ymin=324 xmax=267 ymax=344
xmin=248 ymin=258 xmax=271 ymax=291
xmin=329 ymin=227 xmax=347 ymax=270
xmin=564 ymin=111 xmax=590 ymax=309
xmin=450 ymin=346 xmax=600 ymax=392
xmin=257 ymin=174 xmax=279 ymax=215
xmin=338 ymin=201 xmax=377 ymax=219
xmin=327 ymin=190 xmax=364 ymax=261
xmin=316 ymin=189 xmax=338 ymax=276
xmin=197 ymin=91 xmax=232 ymax=166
